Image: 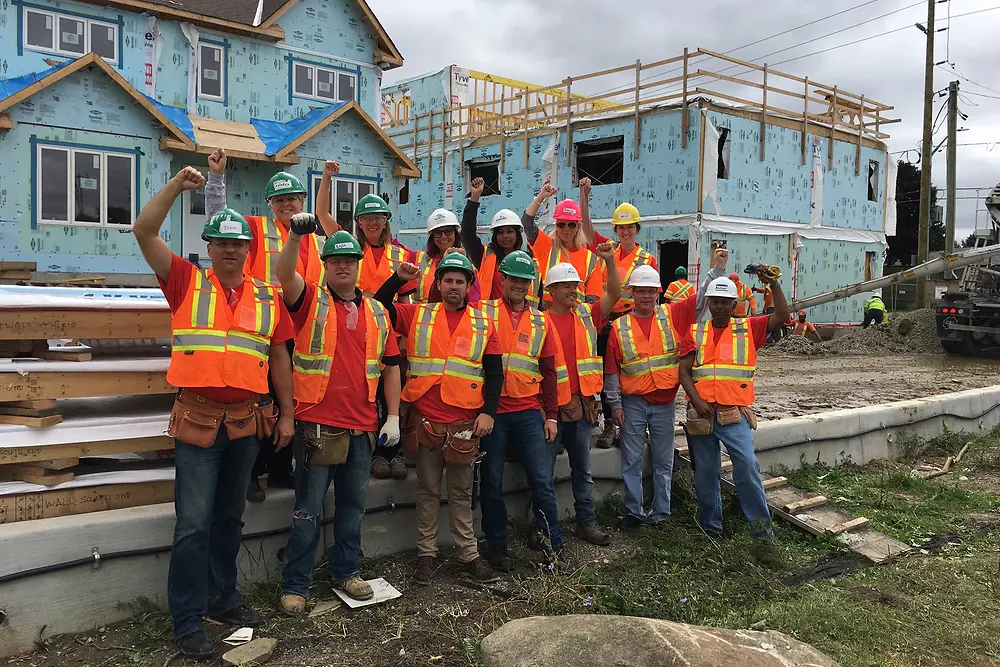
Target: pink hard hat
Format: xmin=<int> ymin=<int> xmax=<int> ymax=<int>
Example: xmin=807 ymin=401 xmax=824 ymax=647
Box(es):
xmin=728 ymin=272 xmax=740 ymax=282
xmin=553 ymin=199 xmax=582 ymax=222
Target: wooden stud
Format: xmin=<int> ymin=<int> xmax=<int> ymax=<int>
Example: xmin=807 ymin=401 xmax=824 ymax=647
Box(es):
xmin=565 ymin=77 xmax=574 ymax=167
xmin=826 ymin=517 xmax=870 ymax=535
xmin=762 ymin=476 xmax=788 ymax=490
xmin=855 ymin=95 xmax=865 ymax=176
xmin=0 ymin=404 xmax=60 ymax=418
xmin=441 ymin=109 xmax=447 ymax=181
xmin=0 ymin=262 xmax=36 ymax=271
xmin=2 ymin=400 xmax=57 ymax=410
xmin=412 ymin=111 xmax=419 ymax=168
xmin=17 ymin=458 xmax=79 ymax=470
xmin=0 ymin=271 xmax=33 ymax=280
xmin=696 ymin=107 xmax=707 ymax=213
xmin=523 ymin=92 xmax=530 ymax=168
xmin=0 ymin=434 xmax=172 ymax=466
xmin=0 ymin=414 xmax=63 ymax=427
xmin=6 ymin=468 xmax=74 ymax=486
xmin=458 ymin=104 xmax=465 ymax=168
xmin=783 ymin=495 xmax=828 ymax=513
xmin=0 ymin=309 xmax=171 ymax=341
xmin=760 ymin=64 xmax=768 ymax=161
xmin=0 ymin=478 xmax=175 ymax=524
xmin=0 ymin=113 xmax=12 ymax=130
xmin=499 ymin=103 xmax=506 ymax=174
xmin=681 ymin=48 xmax=689 ymax=149
xmin=633 ymin=59 xmax=642 ymax=160
xmin=802 ymin=77 xmax=809 ymax=165
xmin=0 ymin=370 xmax=173 ymax=402
xmin=828 ymin=86 xmax=838 ymax=171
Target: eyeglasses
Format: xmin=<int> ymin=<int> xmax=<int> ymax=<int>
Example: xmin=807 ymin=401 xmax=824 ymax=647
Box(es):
xmin=555 ymin=222 xmax=579 ymax=229
xmin=431 ymin=228 xmax=456 ymax=237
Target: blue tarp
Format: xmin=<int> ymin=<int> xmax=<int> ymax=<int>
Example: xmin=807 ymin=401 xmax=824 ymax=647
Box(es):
xmin=251 ymin=102 xmax=347 ymax=156
xmin=0 ymin=61 xmax=73 ymax=101
xmin=143 ymin=94 xmax=196 ymax=143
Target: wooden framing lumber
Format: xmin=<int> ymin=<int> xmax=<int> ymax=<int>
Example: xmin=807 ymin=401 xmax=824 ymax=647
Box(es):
xmin=762 ymin=476 xmax=788 ymax=490
xmin=17 ymin=458 xmax=79 ymax=470
xmin=681 ymin=48 xmax=689 ymax=149
xmin=826 ymin=517 xmax=870 ymax=535
xmin=5 ymin=467 xmax=74 ymax=486
xmin=0 ymin=113 xmax=12 ymax=130
xmin=0 ymin=415 xmax=63 ymax=427
xmin=0 ymin=262 xmax=36 ymax=271
xmin=0 ymin=404 xmax=60 ymax=418
xmin=0 ymin=435 xmax=172 ymax=466
xmin=76 ymin=0 xmax=284 ymax=40
xmin=0 ymin=479 xmax=174 ymax=524
xmin=0 ymin=309 xmax=171 ymax=341
xmin=633 ymin=59 xmax=642 ymax=160
xmin=0 ymin=271 xmax=33 ymax=280
xmin=783 ymin=495 xmax=828 ymax=513
xmin=760 ymin=64 xmax=768 ymax=161
xmin=0 ymin=371 xmax=173 ymax=402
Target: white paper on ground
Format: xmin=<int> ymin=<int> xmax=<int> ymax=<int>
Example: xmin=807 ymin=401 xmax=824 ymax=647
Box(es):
xmin=333 ymin=578 xmax=401 ymax=609
xmin=222 ymin=627 xmax=253 ymax=645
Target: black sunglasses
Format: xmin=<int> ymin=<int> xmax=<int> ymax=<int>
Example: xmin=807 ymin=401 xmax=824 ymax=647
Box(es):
xmin=556 ymin=222 xmax=579 ymax=229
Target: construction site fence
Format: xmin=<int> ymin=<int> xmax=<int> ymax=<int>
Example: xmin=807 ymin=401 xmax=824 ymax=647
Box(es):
xmin=384 ymin=48 xmax=899 ymax=181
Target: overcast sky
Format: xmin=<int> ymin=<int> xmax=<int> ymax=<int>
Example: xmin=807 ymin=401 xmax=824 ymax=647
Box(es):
xmin=370 ymin=0 xmax=1000 ymax=242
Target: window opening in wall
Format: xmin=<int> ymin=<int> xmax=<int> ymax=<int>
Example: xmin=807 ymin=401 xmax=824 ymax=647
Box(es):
xmin=658 ymin=240 xmax=688 ymax=291
xmin=311 ymin=174 xmax=376 ymax=236
xmin=575 ymin=136 xmax=624 ymax=186
xmin=399 ymin=178 xmax=410 ymax=205
xmin=37 ymin=145 xmax=134 ymax=227
xmin=868 ymin=160 xmax=879 ymax=202
xmin=467 ymin=157 xmax=501 ymax=196
xmin=292 ymin=62 xmax=357 ymax=103
xmin=864 ymin=251 xmax=876 ymax=281
xmin=23 ymin=7 xmax=118 ymax=63
xmin=198 ymin=43 xmax=224 ymax=101
xmin=718 ymin=128 xmax=731 ymax=179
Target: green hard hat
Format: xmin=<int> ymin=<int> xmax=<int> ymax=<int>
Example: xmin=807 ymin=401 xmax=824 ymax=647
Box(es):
xmin=435 ymin=252 xmax=476 ymax=283
xmin=202 ymin=208 xmax=252 ymax=241
xmin=498 ymin=250 xmax=538 ymax=281
xmin=264 ymin=172 xmax=306 ymax=200
xmin=321 ymin=230 xmax=363 ymax=260
xmin=675 ymin=266 xmax=687 ymax=277
xmin=354 ymin=194 xmax=392 ymax=221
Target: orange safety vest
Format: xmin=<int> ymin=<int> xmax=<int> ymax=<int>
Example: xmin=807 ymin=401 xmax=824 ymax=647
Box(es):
xmin=168 ymin=269 xmax=279 ymax=394
xmin=536 ymin=242 xmax=599 ymax=304
xmin=613 ymin=305 xmax=681 ymax=395
xmin=604 ymin=244 xmax=656 ymax=313
xmin=793 ymin=321 xmax=814 ymax=337
xmin=246 ymin=216 xmax=325 ymax=288
xmin=478 ymin=248 xmax=541 ymax=307
xmin=291 ymin=288 xmax=390 ymax=408
xmin=733 ymin=283 xmax=754 ymax=317
xmin=357 ymin=242 xmax=408 ymax=297
xmin=546 ymin=303 xmax=603 ymax=405
xmin=413 ymin=251 xmax=439 ymax=304
xmin=401 ymin=303 xmax=491 ymax=408
xmin=690 ymin=317 xmax=756 ymax=406
xmin=481 ymin=299 xmax=548 ymax=398
xmin=665 ymin=279 xmax=694 ymax=303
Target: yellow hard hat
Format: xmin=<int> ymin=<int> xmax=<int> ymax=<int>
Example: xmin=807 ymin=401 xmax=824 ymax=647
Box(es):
xmin=612 ymin=202 xmax=641 ymax=225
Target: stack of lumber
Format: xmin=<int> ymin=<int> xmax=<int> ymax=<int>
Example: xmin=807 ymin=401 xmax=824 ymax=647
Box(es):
xmin=0 ymin=286 xmax=177 ymax=518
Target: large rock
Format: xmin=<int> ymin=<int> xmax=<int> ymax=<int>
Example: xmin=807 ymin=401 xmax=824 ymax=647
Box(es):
xmin=480 ymin=615 xmax=838 ymax=667
xmin=222 ymin=637 xmax=278 ymax=666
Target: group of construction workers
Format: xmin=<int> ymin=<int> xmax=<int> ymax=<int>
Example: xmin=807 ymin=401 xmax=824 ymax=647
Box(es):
xmin=134 ymin=151 xmax=791 ymax=660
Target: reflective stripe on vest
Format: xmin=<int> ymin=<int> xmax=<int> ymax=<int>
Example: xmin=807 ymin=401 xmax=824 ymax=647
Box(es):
xmin=358 ymin=243 xmax=408 ymax=297
xmin=793 ymin=321 xmax=811 ymax=337
xmin=546 ymin=302 xmax=602 ymax=404
xmin=250 ymin=216 xmax=325 ymax=288
xmin=540 ymin=243 xmax=594 ymax=302
xmin=167 ymin=270 xmax=278 ymax=394
xmin=666 ymin=280 xmax=694 ymax=303
xmin=690 ymin=317 xmax=756 ymax=406
xmin=614 ymin=245 xmax=655 ymax=310
xmin=414 ymin=251 xmax=437 ymax=304
xmin=483 ymin=299 xmax=546 ymax=397
xmin=614 ymin=305 xmax=679 ymax=394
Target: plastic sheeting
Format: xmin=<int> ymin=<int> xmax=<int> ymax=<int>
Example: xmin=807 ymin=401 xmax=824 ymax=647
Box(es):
xmin=0 ymin=357 xmax=170 ymax=374
xmin=0 ymin=62 xmax=71 ymax=100
xmin=251 ymin=103 xmax=347 ymax=156
xmin=0 ymin=467 xmax=174 ymax=496
xmin=0 ymin=285 xmax=167 ymax=310
xmin=145 ymin=94 xmax=195 ymax=143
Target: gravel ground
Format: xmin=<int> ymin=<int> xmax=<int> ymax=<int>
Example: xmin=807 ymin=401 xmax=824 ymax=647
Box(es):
xmin=764 ymin=309 xmax=944 ymax=357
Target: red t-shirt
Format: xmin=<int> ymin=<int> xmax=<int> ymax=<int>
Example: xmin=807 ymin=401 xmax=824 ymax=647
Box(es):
xmin=394 ymin=303 xmax=501 ymax=422
xmin=496 ymin=306 xmax=559 ymax=415
xmin=288 ymin=283 xmax=400 ymax=431
xmin=546 ymin=302 xmax=607 ymax=396
xmin=604 ymin=296 xmax=699 ymax=404
xmin=158 ymin=254 xmax=295 ymax=404
xmin=677 ymin=315 xmax=771 ymax=358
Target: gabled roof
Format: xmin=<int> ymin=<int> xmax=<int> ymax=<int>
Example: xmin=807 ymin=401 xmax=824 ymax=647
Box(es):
xmin=0 ymin=53 xmax=195 ymax=149
xmin=76 ymin=0 xmax=404 ymax=67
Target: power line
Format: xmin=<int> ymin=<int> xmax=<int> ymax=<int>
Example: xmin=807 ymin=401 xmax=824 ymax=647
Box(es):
xmin=936 ymin=65 xmax=1000 ymax=97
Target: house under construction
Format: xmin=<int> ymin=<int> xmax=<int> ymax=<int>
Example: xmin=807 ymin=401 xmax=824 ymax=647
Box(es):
xmin=379 ymin=51 xmax=900 ymax=325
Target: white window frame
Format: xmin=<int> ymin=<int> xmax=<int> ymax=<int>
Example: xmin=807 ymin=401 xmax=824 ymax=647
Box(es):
xmin=36 ymin=145 xmax=135 ymax=228
xmin=293 ymin=62 xmax=357 ymax=103
xmin=22 ymin=7 xmax=118 ymax=65
xmin=197 ymin=42 xmax=225 ymax=102
xmin=311 ymin=174 xmax=376 ymax=218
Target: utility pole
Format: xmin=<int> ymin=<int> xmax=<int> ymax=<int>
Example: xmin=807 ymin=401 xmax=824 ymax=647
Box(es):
xmin=945 ymin=80 xmax=959 ymax=275
xmin=916 ymin=0 xmax=936 ymax=306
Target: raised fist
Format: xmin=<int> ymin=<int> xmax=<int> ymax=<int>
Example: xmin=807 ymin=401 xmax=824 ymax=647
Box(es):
xmin=208 ymin=148 xmax=226 ymax=175
xmin=323 ymin=160 xmax=340 ymax=177
xmin=173 ymin=167 xmax=205 ymax=191
xmin=579 ymin=177 xmax=592 ymax=199
xmin=709 ymin=247 xmax=729 ymax=271
xmin=537 ymin=183 xmax=557 ymax=201
xmin=470 ymin=177 xmax=485 ymax=199
xmin=594 ymin=241 xmax=615 ymax=261
xmin=290 ymin=212 xmax=318 ymax=236
xmin=397 ymin=261 xmax=421 ymax=282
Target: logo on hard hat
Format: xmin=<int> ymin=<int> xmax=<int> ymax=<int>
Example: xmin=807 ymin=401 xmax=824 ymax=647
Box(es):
xmin=563 ymin=207 xmax=578 ymax=216
xmin=272 ymin=179 xmax=293 ymax=191
xmin=516 ymin=257 xmax=531 ymax=265
xmin=616 ymin=212 xmax=630 ymax=220
xmin=334 ymin=242 xmax=353 ymax=249
xmin=219 ymin=220 xmax=242 ymax=234
xmin=364 ymin=202 xmax=380 ymax=209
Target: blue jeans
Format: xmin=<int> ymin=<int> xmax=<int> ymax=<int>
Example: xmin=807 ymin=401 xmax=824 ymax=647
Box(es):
xmin=551 ymin=417 xmax=596 ymax=526
xmin=282 ymin=428 xmax=372 ymax=597
xmin=168 ymin=429 xmax=259 ymax=640
xmin=688 ymin=413 xmax=773 ymax=539
xmin=620 ymin=395 xmax=675 ymax=522
xmin=480 ymin=409 xmax=564 ymax=549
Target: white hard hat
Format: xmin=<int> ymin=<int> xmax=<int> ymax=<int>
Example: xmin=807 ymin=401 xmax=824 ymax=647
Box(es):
xmin=545 ymin=262 xmax=582 ymax=288
xmin=628 ymin=265 xmax=661 ymax=289
xmin=427 ymin=208 xmax=459 ymax=233
xmin=490 ymin=209 xmax=523 ymax=231
xmin=707 ymin=277 xmax=739 ymax=299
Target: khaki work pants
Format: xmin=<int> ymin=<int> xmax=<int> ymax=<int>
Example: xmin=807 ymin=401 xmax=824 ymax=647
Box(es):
xmin=415 ymin=445 xmax=478 ymax=563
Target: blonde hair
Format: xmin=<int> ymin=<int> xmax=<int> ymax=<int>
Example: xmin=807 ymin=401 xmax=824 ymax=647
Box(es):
xmin=552 ymin=226 xmax=588 ymax=255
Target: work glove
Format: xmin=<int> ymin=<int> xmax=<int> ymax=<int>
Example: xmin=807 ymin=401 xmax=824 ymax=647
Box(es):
xmin=289 ymin=212 xmax=318 ymax=236
xmin=378 ymin=415 xmax=400 ymax=448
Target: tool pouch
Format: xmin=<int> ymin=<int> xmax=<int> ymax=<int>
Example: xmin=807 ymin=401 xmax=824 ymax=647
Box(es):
xmin=716 ymin=405 xmax=743 ymax=426
xmin=582 ymin=395 xmax=599 ymax=425
xmin=302 ymin=422 xmax=352 ymax=466
xmin=684 ymin=405 xmax=714 ymax=436
xmin=559 ymin=394 xmax=584 ymax=423
xmin=224 ymin=403 xmax=258 ymax=441
xmin=168 ymin=391 xmax=225 ymax=448
xmin=443 ymin=419 xmax=480 ymax=467
xmin=253 ymin=400 xmax=279 ymax=440
xmin=740 ymin=406 xmax=758 ymax=430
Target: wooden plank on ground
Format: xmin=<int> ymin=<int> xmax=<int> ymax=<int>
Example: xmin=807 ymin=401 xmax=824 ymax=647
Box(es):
xmin=783 ymin=496 xmax=828 ymax=513
xmin=0 ymin=414 xmax=63 ymax=427
xmin=0 ymin=480 xmax=174 ymax=523
xmin=0 ymin=435 xmax=173 ymax=465
xmin=826 ymin=517 xmax=870 ymax=535
xmin=0 ymin=310 xmax=171 ymax=341
xmin=762 ymin=476 xmax=788 ymax=490
xmin=0 ymin=371 xmax=173 ymax=402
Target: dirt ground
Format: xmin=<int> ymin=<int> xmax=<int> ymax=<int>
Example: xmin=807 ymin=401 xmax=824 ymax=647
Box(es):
xmin=752 ymin=353 xmax=1000 ymax=421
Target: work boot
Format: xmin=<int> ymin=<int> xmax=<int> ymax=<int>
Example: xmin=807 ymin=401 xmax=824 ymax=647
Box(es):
xmin=596 ymin=424 xmax=617 ymax=449
xmin=485 ymin=542 xmax=514 ymax=572
xmin=543 ymin=547 xmax=571 ymax=573
xmin=576 ymin=523 xmax=612 ymax=546
xmin=371 ymin=455 xmax=391 ymax=479
xmin=617 ymin=514 xmax=643 ymax=531
xmin=210 ymin=605 xmax=264 ymax=628
xmin=389 ymin=455 xmax=408 ymax=480
xmin=279 ymin=594 xmax=307 ymax=616
xmin=413 ymin=556 xmax=438 ymax=586
xmin=246 ymin=477 xmax=266 ymax=503
xmin=335 ymin=576 xmax=374 ymax=601
xmin=750 ymin=540 xmax=784 ymax=569
xmin=463 ymin=557 xmax=502 ymax=583
xmin=176 ymin=631 xmax=215 ymax=661
xmin=526 ymin=530 xmax=548 ymax=552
